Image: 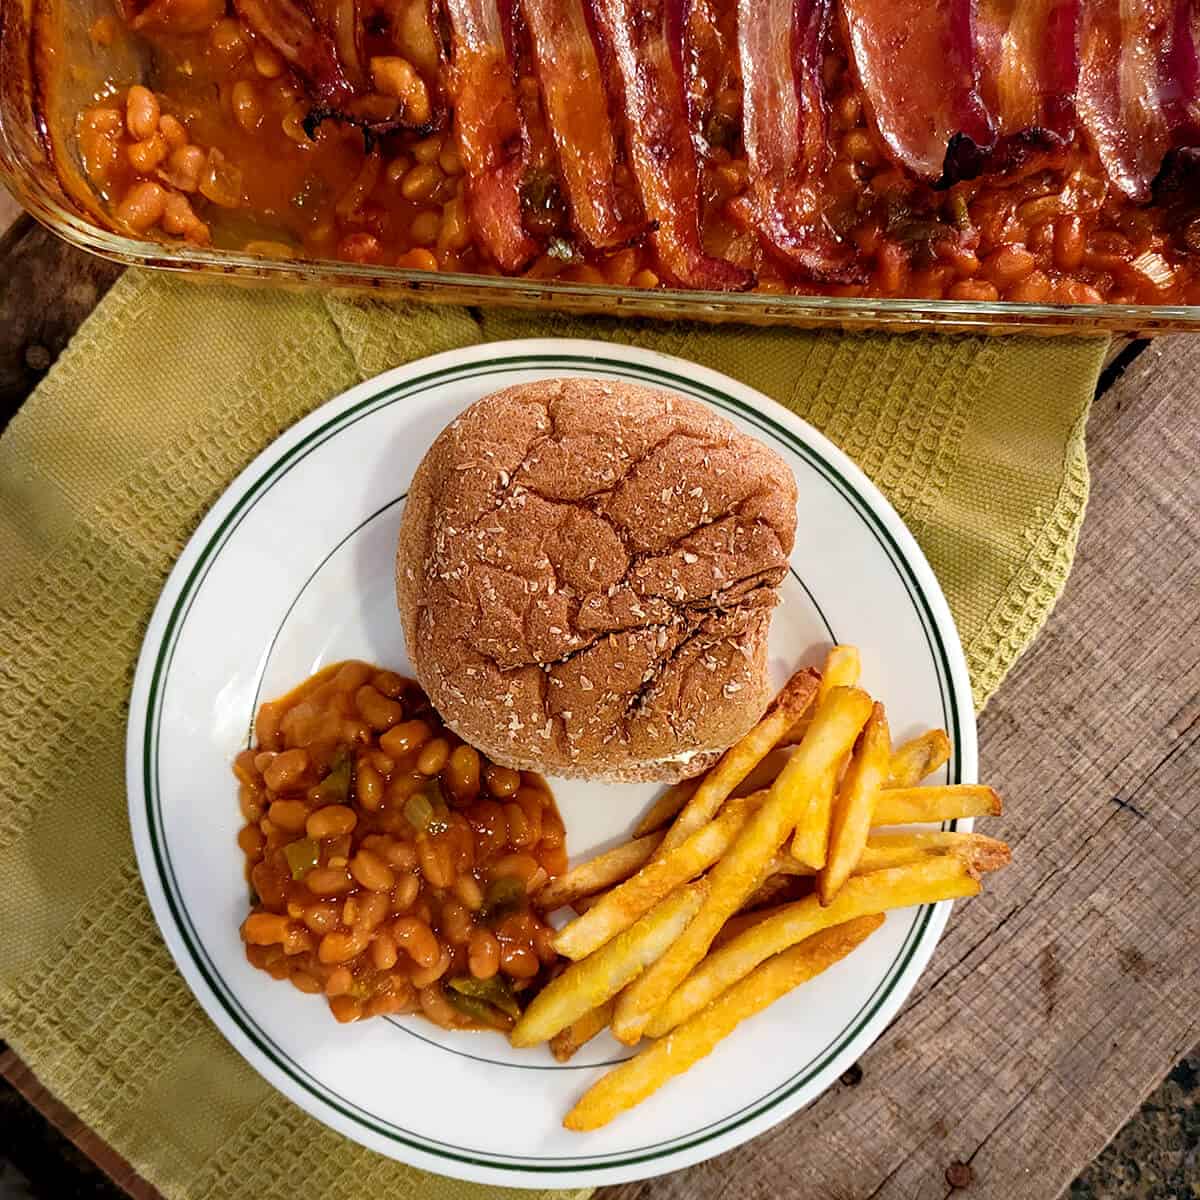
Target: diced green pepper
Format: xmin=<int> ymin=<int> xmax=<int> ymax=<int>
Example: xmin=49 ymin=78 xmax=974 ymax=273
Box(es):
xmin=447 ymin=974 xmax=521 ymax=1019
xmin=479 ymin=875 xmax=526 ymax=923
xmin=284 ymin=837 xmax=320 ymax=880
xmin=444 ymin=990 xmax=513 ymax=1031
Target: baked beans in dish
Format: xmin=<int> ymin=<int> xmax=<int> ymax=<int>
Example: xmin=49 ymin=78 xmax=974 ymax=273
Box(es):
xmin=235 ymin=661 xmax=567 ymax=1028
xmin=70 ymin=0 xmax=1200 ymax=305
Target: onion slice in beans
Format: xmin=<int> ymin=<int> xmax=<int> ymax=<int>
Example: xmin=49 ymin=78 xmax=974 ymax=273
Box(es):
xmin=589 ymin=0 xmax=754 ymax=290
xmin=444 ymin=0 xmax=540 ymax=271
xmin=739 ymin=0 xmax=862 ymax=281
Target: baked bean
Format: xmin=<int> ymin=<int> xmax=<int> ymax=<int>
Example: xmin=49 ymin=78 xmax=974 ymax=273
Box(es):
xmin=446 ymin=745 xmax=481 ymax=801
xmin=115 ymin=181 xmax=167 ymax=232
xmin=128 ymin=132 xmax=168 ymax=173
xmin=238 ymin=784 xmax=263 ymax=823
xmin=126 ymin=85 xmax=160 ymax=139
xmin=948 ymin=278 xmax=1000 ymax=302
xmin=243 ymin=912 xmax=291 ymax=944
xmin=290 ymin=970 xmax=322 ymax=994
xmin=410 ymin=945 xmax=452 ymax=988
xmin=161 ymin=192 xmax=210 ymax=244
xmin=305 ymin=866 xmax=354 ymax=896
xmin=440 ymin=899 xmax=474 ymax=945
xmin=397 ymin=248 xmax=440 ymax=271
xmin=318 ymin=928 xmax=370 ymax=964
xmin=468 ymin=927 xmax=501 ymax=979
xmin=498 ymin=938 xmax=540 ymax=980
xmin=410 ymin=210 xmax=440 ymax=246
xmin=418 ymin=984 xmax=458 ymax=1028
xmin=401 ymin=162 xmax=443 ymax=202
xmin=540 ymin=810 xmax=566 ymax=851
xmin=631 ymin=268 xmax=660 ymax=289
xmin=253 ymin=43 xmax=285 ymax=77
xmin=237 ymin=823 xmax=265 ymax=859
xmin=1006 ymin=271 xmax=1052 ymax=303
xmin=350 ymin=761 xmax=381 ymax=811
xmin=325 ymin=966 xmax=354 ymax=996
xmin=484 ymin=764 xmax=521 ymax=798
xmin=372 ymin=670 xmax=406 ymax=697
xmin=161 ymin=143 xmax=206 ymax=193
xmin=983 ymin=245 xmax=1037 ymax=288
xmin=268 ymin=799 xmax=309 ymax=832
xmin=488 ymin=853 xmax=542 ymax=890
xmin=365 ymin=992 xmax=407 ymax=1018
xmin=417 ymin=737 xmax=449 ymax=775
xmin=264 ymin=747 xmax=309 ymax=791
xmin=1054 ymin=216 xmax=1086 ymax=271
xmin=391 ymin=869 xmax=421 ymax=912
xmin=302 ymin=902 xmax=339 ymax=935
xmin=392 ymin=916 xmax=441 ymax=968
xmin=380 ymin=719 xmax=432 ymax=757
xmin=355 ymin=684 xmax=404 ymax=731
xmin=452 ymin=873 xmax=483 ymax=911
xmin=371 ymin=930 xmax=399 ymax=970
xmin=350 ymin=848 xmax=395 ymax=892
xmin=208 ymin=16 xmax=247 ymax=59
xmin=416 ymin=831 xmax=455 ymax=888
xmin=230 ymin=80 xmax=263 ymax=132
xmin=371 ymin=56 xmax=431 ymax=125
xmin=83 ymin=106 xmax=123 ymax=134
xmin=533 ymin=922 xmax=558 ymax=964
xmin=306 ymin=804 xmax=357 ymax=839
xmin=329 ymin=994 xmax=363 ymax=1022
xmin=504 ymin=802 xmax=533 ymax=849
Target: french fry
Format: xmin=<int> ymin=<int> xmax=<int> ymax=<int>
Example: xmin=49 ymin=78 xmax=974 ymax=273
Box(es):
xmin=657 ymin=668 xmax=820 ymax=855
xmin=870 ymin=785 xmax=1001 ymax=827
xmin=632 ymin=780 xmax=697 ymax=838
xmin=554 ymin=792 xmax=767 ymax=960
xmin=564 ymin=915 xmax=884 ymax=1130
xmin=818 ymin=702 xmax=890 ymax=905
xmin=740 ymin=870 xmax=809 ymax=910
xmin=886 ymin=729 xmax=952 ymax=788
xmin=570 ymin=892 xmax=605 ymax=914
xmin=536 ymin=832 xmax=663 ymax=912
xmin=611 ymin=686 xmax=872 ymax=1044
xmin=859 ymin=829 xmax=1011 ymax=874
xmin=790 ymin=685 xmax=874 ymax=869
xmin=785 ymin=644 xmax=861 ymax=742
xmin=643 ymin=856 xmax=979 ymax=1038
xmin=550 ymin=999 xmax=616 ymax=1062
xmin=631 ymin=747 xmax=798 ymax=839
xmin=770 ymin=829 xmax=1011 ymax=878
xmin=510 ymin=880 xmax=709 ymax=1047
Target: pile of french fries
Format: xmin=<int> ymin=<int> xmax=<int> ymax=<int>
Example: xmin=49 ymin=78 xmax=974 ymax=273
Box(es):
xmin=508 ymin=646 xmax=1011 ymax=1130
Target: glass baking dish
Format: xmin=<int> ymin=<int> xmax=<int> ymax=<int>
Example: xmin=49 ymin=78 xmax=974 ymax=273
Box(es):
xmin=5 ymin=0 xmax=1200 ymax=335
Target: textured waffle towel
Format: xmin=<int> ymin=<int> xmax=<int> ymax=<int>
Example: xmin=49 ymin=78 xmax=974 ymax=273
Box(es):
xmin=0 ymin=270 xmax=1107 ymax=1200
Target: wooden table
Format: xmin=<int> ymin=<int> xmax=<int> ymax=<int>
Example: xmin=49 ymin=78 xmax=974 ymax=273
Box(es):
xmin=1 ymin=202 xmax=1197 ymax=1200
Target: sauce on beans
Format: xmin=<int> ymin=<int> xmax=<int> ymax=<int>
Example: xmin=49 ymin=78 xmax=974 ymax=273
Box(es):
xmin=235 ymin=660 xmax=568 ymax=1028
xmin=68 ymin=1 xmax=1200 ymax=304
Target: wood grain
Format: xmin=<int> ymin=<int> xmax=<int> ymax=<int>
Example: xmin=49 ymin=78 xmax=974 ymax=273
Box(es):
xmin=598 ymin=338 xmax=1200 ymax=1200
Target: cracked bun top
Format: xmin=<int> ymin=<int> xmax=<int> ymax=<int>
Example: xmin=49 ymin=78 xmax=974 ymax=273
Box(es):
xmin=396 ymin=378 xmax=798 ymax=782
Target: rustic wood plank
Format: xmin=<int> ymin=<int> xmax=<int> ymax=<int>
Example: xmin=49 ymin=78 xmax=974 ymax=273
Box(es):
xmin=0 ymin=212 xmax=124 ymax=422
xmin=597 ymin=337 xmax=1200 ymax=1200
xmin=0 ymin=1050 xmax=165 ymax=1200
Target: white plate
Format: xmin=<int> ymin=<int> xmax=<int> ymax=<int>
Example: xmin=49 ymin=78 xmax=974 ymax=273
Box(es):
xmin=126 ymin=339 xmax=975 ymax=1188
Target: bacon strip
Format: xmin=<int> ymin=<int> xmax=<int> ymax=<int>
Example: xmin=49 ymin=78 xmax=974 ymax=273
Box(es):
xmin=520 ymin=0 xmax=646 ymax=250
xmin=589 ymin=0 xmax=753 ymax=290
xmin=975 ymin=0 xmax=1079 ymax=138
xmin=1077 ymin=0 xmax=1200 ymax=201
xmin=232 ymin=0 xmax=355 ymax=108
xmin=444 ymin=0 xmax=540 ymax=271
xmin=739 ymin=0 xmax=861 ymax=281
xmin=840 ymin=0 xmax=995 ymax=183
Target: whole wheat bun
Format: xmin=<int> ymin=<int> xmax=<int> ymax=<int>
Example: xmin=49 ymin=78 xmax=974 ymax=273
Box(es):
xmin=396 ymin=377 xmax=798 ymax=782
